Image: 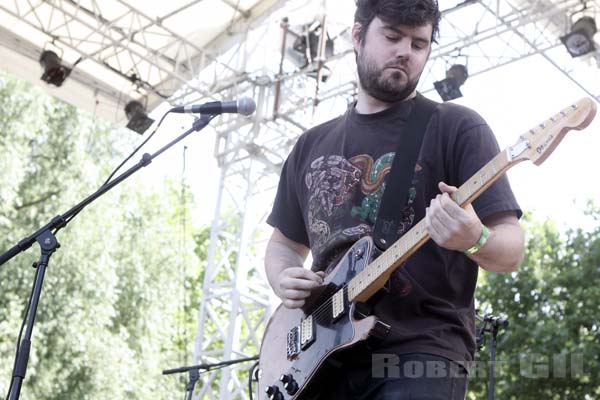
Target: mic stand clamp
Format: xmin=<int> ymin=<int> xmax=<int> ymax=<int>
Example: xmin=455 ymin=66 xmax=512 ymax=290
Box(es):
xmin=185 ymin=368 xmax=199 ymax=400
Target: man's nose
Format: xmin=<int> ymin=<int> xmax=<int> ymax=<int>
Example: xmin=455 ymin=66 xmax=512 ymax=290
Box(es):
xmin=394 ymin=40 xmax=412 ymax=60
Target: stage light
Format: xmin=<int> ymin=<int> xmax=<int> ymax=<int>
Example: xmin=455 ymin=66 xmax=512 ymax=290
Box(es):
xmin=124 ymin=100 xmax=154 ymax=134
xmin=290 ymin=21 xmax=334 ymax=82
xmin=560 ymin=16 xmax=597 ymax=58
xmin=434 ymin=64 xmax=468 ymax=102
xmin=39 ymin=50 xmax=70 ymax=87
xmin=292 ymin=25 xmax=334 ymax=65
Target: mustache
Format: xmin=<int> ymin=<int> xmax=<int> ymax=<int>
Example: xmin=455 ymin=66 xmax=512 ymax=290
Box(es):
xmin=383 ymin=61 xmax=407 ymax=70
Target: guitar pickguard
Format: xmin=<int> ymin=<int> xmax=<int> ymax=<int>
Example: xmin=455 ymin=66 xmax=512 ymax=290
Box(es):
xmin=258 ymin=237 xmax=379 ymax=400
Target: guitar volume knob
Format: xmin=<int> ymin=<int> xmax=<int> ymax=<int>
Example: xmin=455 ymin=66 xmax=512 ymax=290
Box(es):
xmin=279 ymin=374 xmax=299 ymax=395
xmin=265 ymin=385 xmax=284 ymax=400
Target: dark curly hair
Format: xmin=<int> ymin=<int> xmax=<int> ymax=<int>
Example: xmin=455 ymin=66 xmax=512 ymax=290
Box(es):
xmin=354 ymin=0 xmax=441 ymax=44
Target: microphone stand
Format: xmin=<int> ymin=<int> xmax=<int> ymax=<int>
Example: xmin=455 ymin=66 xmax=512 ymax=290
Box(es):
xmin=476 ymin=313 xmax=509 ymax=400
xmin=162 ymin=356 xmax=259 ymax=400
xmin=1 ymin=114 xmax=216 ymax=400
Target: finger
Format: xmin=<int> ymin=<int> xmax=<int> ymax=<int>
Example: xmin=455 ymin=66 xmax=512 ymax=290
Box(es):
xmin=429 ymin=211 xmax=451 ymax=241
xmin=428 ymin=196 xmax=454 ymax=231
xmin=438 ymin=193 xmax=469 ymax=222
xmin=282 ymin=288 xmax=313 ymax=300
xmin=438 ymin=181 xmax=458 ymax=194
xmin=284 ymin=267 xmax=324 ymax=283
xmin=436 ymin=196 xmax=463 ymax=226
xmin=283 ymin=299 xmax=305 ymax=309
xmin=280 ymin=277 xmax=322 ymax=291
xmin=425 ymin=209 xmax=442 ymax=243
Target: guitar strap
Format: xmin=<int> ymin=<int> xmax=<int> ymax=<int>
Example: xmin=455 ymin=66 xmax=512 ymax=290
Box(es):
xmin=373 ymin=93 xmax=438 ymax=250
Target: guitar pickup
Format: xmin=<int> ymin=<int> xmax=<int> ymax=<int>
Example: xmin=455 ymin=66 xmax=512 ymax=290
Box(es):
xmin=300 ymin=315 xmax=315 ymax=350
xmin=331 ymin=289 xmax=346 ymax=321
xmin=286 ymin=326 xmax=300 ymax=359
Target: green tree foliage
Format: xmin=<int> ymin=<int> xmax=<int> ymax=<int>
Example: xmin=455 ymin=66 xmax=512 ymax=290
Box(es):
xmin=470 ymin=209 xmax=600 ymax=399
xmin=0 ymin=71 xmax=205 ymax=399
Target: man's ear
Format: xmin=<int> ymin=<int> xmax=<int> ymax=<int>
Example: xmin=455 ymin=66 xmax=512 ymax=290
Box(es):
xmin=352 ymin=22 xmax=363 ymax=52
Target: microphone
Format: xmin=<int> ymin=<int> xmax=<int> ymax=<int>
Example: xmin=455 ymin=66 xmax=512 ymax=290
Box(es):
xmin=171 ymin=97 xmax=256 ymax=116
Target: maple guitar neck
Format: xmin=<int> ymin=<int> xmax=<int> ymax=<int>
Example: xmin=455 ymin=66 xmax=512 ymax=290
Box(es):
xmin=348 ymin=98 xmax=598 ymax=304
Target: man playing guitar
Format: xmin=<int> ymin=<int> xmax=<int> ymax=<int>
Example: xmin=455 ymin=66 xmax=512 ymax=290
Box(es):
xmin=264 ymin=0 xmax=525 ymax=398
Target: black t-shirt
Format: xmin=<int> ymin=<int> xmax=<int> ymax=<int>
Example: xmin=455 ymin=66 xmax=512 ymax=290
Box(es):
xmin=267 ymin=94 xmax=521 ymax=363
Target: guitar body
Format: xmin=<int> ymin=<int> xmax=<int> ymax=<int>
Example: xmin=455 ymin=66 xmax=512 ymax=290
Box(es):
xmin=258 ymin=236 xmax=382 ymax=400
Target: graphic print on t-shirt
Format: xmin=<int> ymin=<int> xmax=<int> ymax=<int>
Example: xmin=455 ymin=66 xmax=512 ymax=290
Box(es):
xmin=305 ymin=153 xmax=421 ymax=276
xmin=349 ymin=153 xmax=395 ymax=224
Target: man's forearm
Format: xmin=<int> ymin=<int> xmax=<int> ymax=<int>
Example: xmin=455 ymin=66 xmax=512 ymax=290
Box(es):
xmin=264 ymin=229 xmax=310 ymax=297
xmin=469 ymin=220 xmax=524 ymax=273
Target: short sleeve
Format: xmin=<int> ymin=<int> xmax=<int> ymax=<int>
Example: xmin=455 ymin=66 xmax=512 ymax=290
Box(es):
xmin=451 ymin=113 xmax=522 ymax=221
xmin=266 ymin=144 xmax=310 ymax=247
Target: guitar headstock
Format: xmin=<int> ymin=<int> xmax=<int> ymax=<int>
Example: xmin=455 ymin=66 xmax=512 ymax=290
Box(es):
xmin=507 ymin=97 xmax=597 ymax=166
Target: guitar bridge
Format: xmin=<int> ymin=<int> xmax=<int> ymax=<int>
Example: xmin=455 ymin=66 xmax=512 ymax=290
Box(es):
xmin=286 ymin=326 xmax=300 ymax=359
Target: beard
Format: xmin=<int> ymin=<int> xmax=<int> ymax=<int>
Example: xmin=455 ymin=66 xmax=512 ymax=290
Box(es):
xmin=356 ymin=51 xmax=420 ymax=103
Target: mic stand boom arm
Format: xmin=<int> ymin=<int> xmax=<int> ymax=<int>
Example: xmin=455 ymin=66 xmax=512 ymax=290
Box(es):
xmin=162 ymin=356 xmax=259 ymax=400
xmin=2 ymin=114 xmax=215 ymax=400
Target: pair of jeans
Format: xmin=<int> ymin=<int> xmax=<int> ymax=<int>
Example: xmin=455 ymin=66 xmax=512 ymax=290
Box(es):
xmin=314 ymin=352 xmax=468 ymax=400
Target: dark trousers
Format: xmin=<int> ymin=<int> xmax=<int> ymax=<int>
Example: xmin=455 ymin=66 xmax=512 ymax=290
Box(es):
xmin=314 ymin=353 xmax=468 ymax=400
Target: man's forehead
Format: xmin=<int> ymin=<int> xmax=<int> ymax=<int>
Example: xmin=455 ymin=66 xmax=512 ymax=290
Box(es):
xmin=380 ymin=22 xmax=432 ymax=39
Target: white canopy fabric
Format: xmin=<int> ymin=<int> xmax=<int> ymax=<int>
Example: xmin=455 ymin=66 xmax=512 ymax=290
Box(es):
xmin=0 ymin=0 xmax=287 ymax=123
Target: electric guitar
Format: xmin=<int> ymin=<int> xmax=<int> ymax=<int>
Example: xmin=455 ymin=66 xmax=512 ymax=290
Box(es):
xmin=257 ymin=98 xmax=597 ymax=400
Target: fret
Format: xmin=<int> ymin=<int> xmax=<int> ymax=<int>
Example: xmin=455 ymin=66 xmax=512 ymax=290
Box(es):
xmin=481 ymin=165 xmax=489 ymax=181
xmin=410 ymin=230 xmax=417 ymax=248
xmin=470 ymin=178 xmax=478 ymax=195
xmin=490 ymin=157 xmax=498 ymax=175
xmin=377 ymin=255 xmax=390 ymax=270
xmin=454 ymin=191 xmax=462 ymax=205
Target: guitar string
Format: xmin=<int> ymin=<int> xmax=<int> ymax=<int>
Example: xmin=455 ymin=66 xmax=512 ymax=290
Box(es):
xmin=302 ymin=206 xmax=433 ymax=324
xmin=304 ymin=255 xmax=388 ymax=324
xmin=305 ymin=242 xmax=403 ymax=324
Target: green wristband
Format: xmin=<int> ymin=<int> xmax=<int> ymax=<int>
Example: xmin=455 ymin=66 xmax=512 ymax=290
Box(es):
xmin=464 ymin=225 xmax=489 ymax=255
